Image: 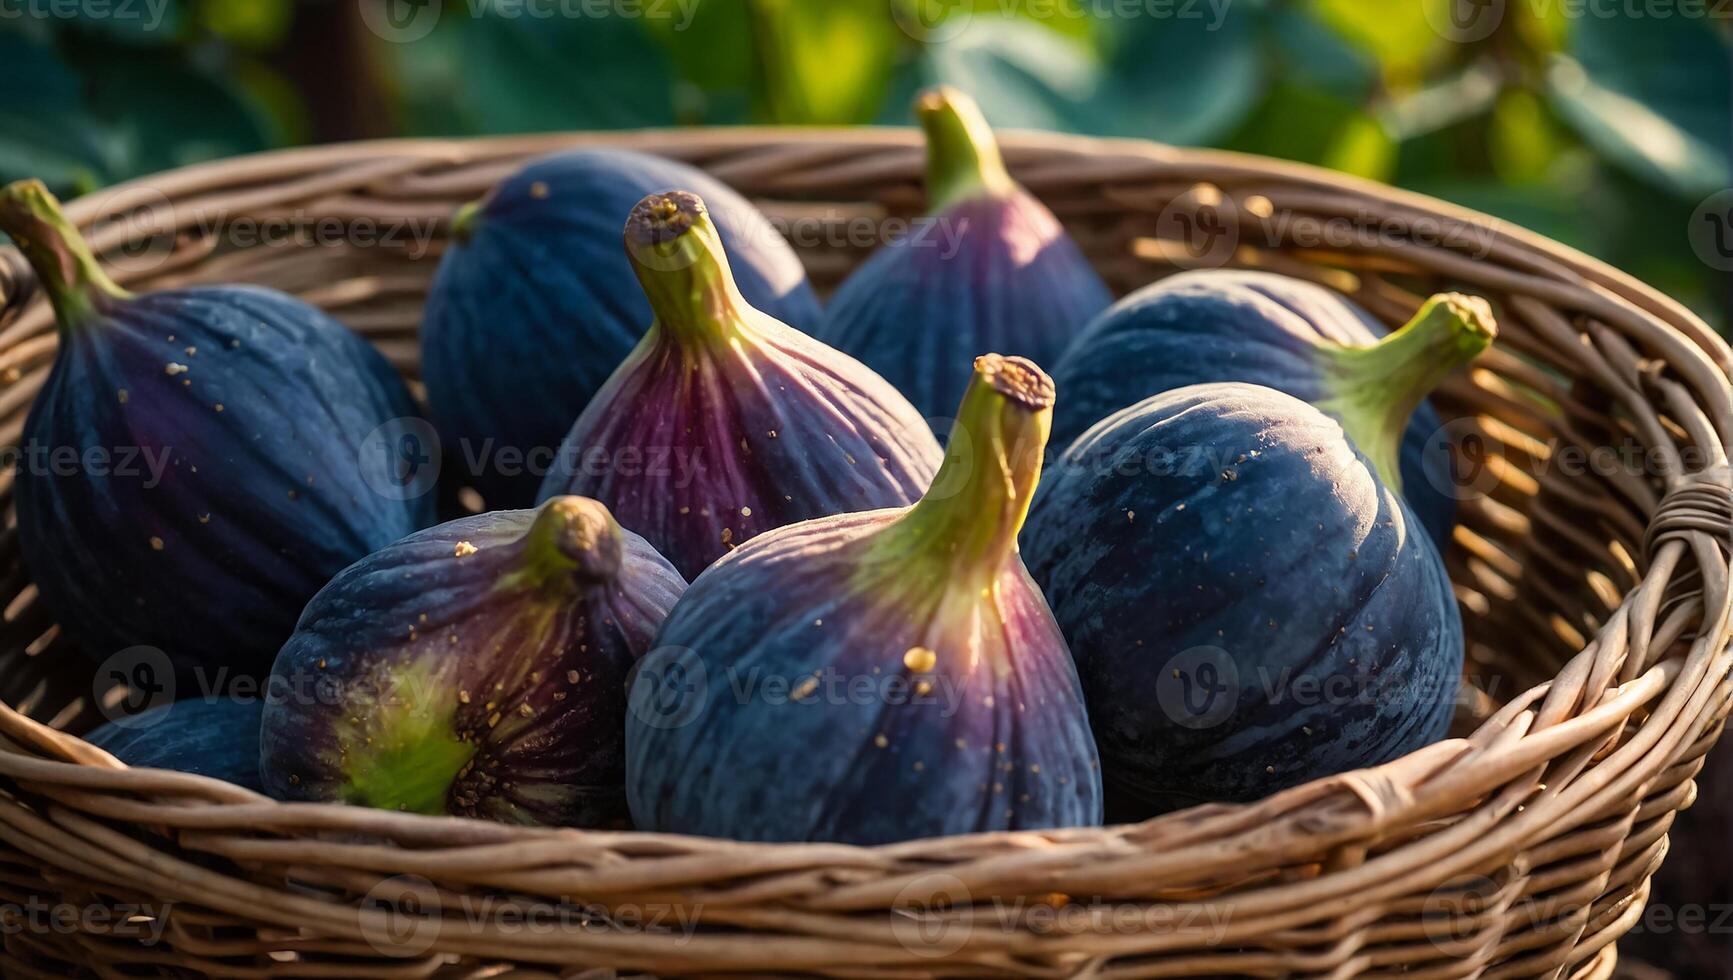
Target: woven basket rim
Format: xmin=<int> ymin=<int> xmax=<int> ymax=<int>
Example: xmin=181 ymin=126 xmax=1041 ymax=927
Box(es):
xmin=0 ymin=126 xmax=1727 ymax=978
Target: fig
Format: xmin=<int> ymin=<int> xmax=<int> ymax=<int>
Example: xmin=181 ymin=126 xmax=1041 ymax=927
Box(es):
xmin=1023 ymin=382 xmax=1462 ymax=816
xmin=0 ymin=180 xmax=434 ymax=679
xmin=813 ymin=87 xmax=1112 ymax=428
xmin=1049 ymin=271 xmax=1496 ymax=549
xmin=86 ymin=698 xmax=265 ymax=791
xmin=259 ymin=496 xmax=684 ymax=827
xmin=422 ymin=148 xmax=823 ymax=508
xmin=537 ymin=191 xmax=942 ymax=582
xmin=626 ymin=354 xmax=1102 ymax=845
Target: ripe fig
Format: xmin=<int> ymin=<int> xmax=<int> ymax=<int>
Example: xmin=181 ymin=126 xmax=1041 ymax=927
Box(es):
xmin=1023 ymin=383 xmax=1462 ymax=816
xmin=626 ymin=354 xmax=1102 ymax=845
xmin=1049 ymin=271 xmax=1497 ymax=549
xmin=537 ymin=191 xmax=942 ymax=582
xmin=86 ymin=698 xmax=264 ymax=791
xmin=422 ymin=148 xmax=822 ymax=507
xmin=259 ymin=496 xmax=684 ymax=827
xmin=0 ymin=180 xmax=434 ymax=679
xmin=813 ymin=87 xmax=1112 ymax=428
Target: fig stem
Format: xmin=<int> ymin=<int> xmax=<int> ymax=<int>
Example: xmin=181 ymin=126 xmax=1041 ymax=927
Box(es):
xmin=882 ymin=354 xmax=1053 ymax=579
xmin=916 ymin=86 xmax=1015 ymax=212
xmin=509 ymin=496 xmax=625 ymax=591
xmin=623 ymin=190 xmax=748 ymax=345
xmin=1316 ymin=292 xmax=1497 ymax=492
xmin=0 ymin=179 xmax=130 ymax=330
xmin=450 ymin=198 xmax=485 ymax=245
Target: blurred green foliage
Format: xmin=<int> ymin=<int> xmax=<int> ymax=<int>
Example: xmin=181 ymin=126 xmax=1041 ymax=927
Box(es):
xmin=0 ymin=0 xmax=1726 ymax=326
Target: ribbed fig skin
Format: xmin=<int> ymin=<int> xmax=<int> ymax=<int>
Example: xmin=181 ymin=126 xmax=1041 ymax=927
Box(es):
xmin=86 ymin=698 xmax=264 ymax=791
xmin=817 ymin=192 xmax=1112 ymax=428
xmin=1049 ymin=270 xmax=1458 ymax=547
xmin=260 ymin=498 xmax=685 ymax=827
xmin=20 ymin=286 xmax=434 ymax=676
xmin=627 ymin=353 xmax=1101 ymax=845
xmin=539 ymin=324 xmax=942 ymax=581
xmin=537 ymin=191 xmax=941 ymax=582
xmin=422 ymin=149 xmax=822 ymax=508
xmin=626 ymin=511 xmax=1102 ymax=844
xmin=1023 ymin=383 xmax=1461 ymax=816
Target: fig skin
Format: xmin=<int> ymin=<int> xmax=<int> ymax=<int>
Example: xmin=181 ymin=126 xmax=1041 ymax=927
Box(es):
xmin=1023 ymin=382 xmax=1462 ymax=817
xmin=260 ymin=496 xmax=685 ymax=827
xmin=85 ymin=698 xmax=265 ymax=791
xmin=814 ymin=87 xmax=1112 ymax=428
xmin=626 ymin=355 xmax=1102 ymax=845
xmin=0 ymin=180 xmax=434 ymax=678
xmin=1049 ymin=271 xmax=1497 ymax=550
xmin=538 ymin=191 xmax=942 ymax=582
xmin=422 ymin=148 xmax=823 ymax=508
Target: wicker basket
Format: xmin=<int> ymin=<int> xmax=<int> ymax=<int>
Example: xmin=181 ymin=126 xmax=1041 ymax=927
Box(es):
xmin=0 ymin=128 xmax=1728 ymax=979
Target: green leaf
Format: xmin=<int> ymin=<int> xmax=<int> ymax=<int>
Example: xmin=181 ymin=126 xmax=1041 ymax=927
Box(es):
xmin=1545 ymin=14 xmax=1730 ymax=199
xmin=883 ymin=17 xmax=1103 ymax=132
xmin=1226 ymin=82 xmax=1394 ymax=181
xmin=70 ymin=45 xmax=271 ymax=175
xmin=1267 ymin=4 xmax=1376 ymax=101
xmin=450 ymin=2 xmax=679 ymax=132
xmin=1488 ymin=88 xmax=1562 ymax=183
xmin=197 ymin=0 xmax=293 ymax=50
xmin=1308 ymin=0 xmax=1447 ymax=83
xmin=1099 ymin=0 xmax=1265 ymax=145
xmin=751 ymin=0 xmax=898 ymax=124
xmin=0 ymin=32 xmax=119 ymax=189
xmin=56 ymin=0 xmax=183 ymax=45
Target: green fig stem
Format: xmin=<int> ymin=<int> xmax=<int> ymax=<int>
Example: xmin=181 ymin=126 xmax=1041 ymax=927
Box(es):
xmin=878 ymin=354 xmax=1053 ymax=583
xmin=505 ymin=496 xmax=626 ymax=593
xmin=1315 ymin=292 xmax=1497 ymax=491
xmin=623 ymin=190 xmax=750 ymax=347
xmin=0 ymin=179 xmax=129 ymax=331
xmin=916 ymin=86 xmax=1015 ymax=212
xmin=450 ymin=197 xmax=485 ymax=245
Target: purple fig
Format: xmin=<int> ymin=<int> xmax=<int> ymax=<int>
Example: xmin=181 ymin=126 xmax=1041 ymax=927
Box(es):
xmin=813 ymin=86 xmax=1113 ymax=428
xmin=537 ymin=191 xmax=943 ymax=581
xmin=260 ymin=496 xmax=685 ymax=827
xmin=626 ymin=355 xmax=1103 ymax=845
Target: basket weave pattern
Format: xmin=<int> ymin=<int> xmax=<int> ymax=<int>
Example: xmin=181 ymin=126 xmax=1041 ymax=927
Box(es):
xmin=0 ymin=129 xmax=1728 ymax=978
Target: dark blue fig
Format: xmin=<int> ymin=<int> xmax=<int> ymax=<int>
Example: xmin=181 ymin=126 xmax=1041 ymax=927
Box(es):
xmin=1023 ymin=383 xmax=1462 ymax=816
xmin=1049 ymin=271 xmax=1497 ymax=549
xmin=627 ymin=354 xmax=1102 ymax=845
xmin=538 ymin=191 xmax=942 ymax=582
xmin=86 ymin=698 xmax=265 ymax=791
xmin=813 ymin=87 xmax=1112 ymax=429
xmin=260 ymin=496 xmax=684 ymax=827
xmin=0 ymin=180 xmax=434 ymax=679
xmin=422 ymin=148 xmax=823 ymax=508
